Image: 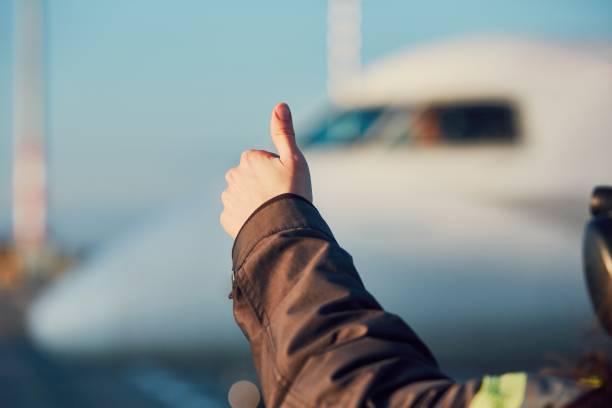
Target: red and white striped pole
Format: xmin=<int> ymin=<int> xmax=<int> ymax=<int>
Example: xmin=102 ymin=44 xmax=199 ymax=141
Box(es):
xmin=12 ymin=0 xmax=47 ymax=256
xmin=327 ymin=0 xmax=362 ymax=103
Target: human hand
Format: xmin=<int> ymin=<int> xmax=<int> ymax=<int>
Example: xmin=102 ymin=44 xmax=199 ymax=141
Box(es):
xmin=220 ymin=103 xmax=312 ymax=239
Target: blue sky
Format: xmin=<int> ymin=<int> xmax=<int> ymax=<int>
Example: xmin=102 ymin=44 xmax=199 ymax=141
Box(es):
xmin=1 ymin=0 xmax=612 ymax=245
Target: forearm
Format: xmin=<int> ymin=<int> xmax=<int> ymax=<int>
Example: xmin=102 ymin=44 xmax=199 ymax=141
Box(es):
xmin=231 ymin=195 xmax=454 ymax=407
xmin=229 ymin=195 xmax=596 ymax=407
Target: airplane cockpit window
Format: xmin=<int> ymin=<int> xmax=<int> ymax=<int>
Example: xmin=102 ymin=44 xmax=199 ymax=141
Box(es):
xmin=406 ymin=101 xmax=519 ymax=146
xmin=301 ymin=101 xmax=519 ymax=149
xmin=301 ymin=108 xmax=384 ymax=147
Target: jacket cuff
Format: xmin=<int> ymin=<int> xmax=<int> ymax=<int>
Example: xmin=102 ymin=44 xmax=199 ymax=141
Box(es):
xmin=231 ymin=193 xmax=336 ymax=271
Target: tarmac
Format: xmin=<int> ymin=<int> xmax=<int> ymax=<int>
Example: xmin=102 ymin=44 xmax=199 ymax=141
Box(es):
xmin=0 ymin=287 xmax=228 ymax=407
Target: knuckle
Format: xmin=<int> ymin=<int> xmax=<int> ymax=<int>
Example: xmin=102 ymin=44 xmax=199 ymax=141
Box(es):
xmin=241 ymin=149 xmax=271 ymax=163
xmin=252 ymin=149 xmax=276 ymax=160
xmin=275 ymin=127 xmax=294 ymax=137
xmin=240 ymin=149 xmax=254 ymax=162
xmin=225 ymin=168 xmax=235 ymax=182
xmin=258 ymin=149 xmax=275 ymax=158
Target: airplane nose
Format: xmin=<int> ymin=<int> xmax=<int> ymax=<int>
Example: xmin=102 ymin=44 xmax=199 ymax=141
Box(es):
xmin=27 ymin=270 xmax=125 ymax=355
xmin=26 ymin=199 xmax=243 ymax=357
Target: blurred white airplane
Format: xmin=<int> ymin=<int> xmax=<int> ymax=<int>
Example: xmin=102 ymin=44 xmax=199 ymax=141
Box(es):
xmin=27 ymin=36 xmax=612 ymax=375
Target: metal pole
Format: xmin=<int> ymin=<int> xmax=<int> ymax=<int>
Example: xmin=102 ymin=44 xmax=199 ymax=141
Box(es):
xmin=12 ymin=0 xmax=47 ymax=260
xmin=327 ymin=0 xmax=362 ymax=103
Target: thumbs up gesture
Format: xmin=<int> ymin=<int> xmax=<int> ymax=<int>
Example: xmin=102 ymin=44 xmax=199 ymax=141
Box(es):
xmin=220 ymin=103 xmax=312 ymax=238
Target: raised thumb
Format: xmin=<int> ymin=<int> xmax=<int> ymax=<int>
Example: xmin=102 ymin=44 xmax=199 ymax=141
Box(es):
xmin=270 ymin=102 xmax=299 ymax=163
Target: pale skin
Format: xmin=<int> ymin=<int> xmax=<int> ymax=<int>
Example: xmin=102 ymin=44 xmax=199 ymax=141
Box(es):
xmin=220 ymin=103 xmax=313 ymax=239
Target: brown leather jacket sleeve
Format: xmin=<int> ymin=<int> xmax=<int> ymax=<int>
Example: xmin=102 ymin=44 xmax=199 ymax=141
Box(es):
xmin=230 ymin=194 xmax=593 ymax=407
xmin=230 ymin=194 xmax=480 ymax=407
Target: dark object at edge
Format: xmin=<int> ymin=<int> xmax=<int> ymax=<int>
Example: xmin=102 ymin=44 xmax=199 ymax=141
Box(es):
xmin=583 ymin=186 xmax=612 ymax=336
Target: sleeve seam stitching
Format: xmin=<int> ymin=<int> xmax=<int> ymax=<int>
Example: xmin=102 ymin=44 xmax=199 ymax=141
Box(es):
xmin=233 ymin=225 xmax=335 ymax=272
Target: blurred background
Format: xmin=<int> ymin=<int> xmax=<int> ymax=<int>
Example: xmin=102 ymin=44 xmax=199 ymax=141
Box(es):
xmin=1 ymin=0 xmax=612 ymax=406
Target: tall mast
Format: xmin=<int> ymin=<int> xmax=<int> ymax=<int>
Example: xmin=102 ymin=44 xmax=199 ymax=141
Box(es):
xmin=12 ymin=0 xmax=47 ymax=256
xmin=327 ymin=0 xmax=362 ymax=103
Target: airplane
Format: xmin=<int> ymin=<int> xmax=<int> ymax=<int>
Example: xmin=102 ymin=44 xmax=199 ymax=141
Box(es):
xmin=26 ymin=36 xmax=612 ymax=377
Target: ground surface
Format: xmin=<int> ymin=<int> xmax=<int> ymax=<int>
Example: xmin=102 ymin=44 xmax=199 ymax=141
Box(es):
xmin=0 ymin=289 xmax=232 ymax=407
